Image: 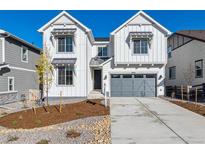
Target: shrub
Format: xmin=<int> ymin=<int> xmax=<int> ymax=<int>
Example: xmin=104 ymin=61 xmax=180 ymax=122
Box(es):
xmin=66 ymin=129 xmax=81 ymax=138
xmin=36 ymin=139 xmax=50 ymax=144
xmin=11 ymin=120 xmax=17 ymax=126
xmin=7 ymin=135 xmax=19 ymax=142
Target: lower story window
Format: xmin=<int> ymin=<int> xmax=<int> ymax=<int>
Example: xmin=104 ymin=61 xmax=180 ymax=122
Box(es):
xmin=8 ymin=77 xmax=14 ymax=91
xmin=169 ymin=66 xmax=176 ymax=80
xmin=58 ymin=66 xmax=73 ymax=85
xmin=195 ymin=59 xmax=203 ymax=78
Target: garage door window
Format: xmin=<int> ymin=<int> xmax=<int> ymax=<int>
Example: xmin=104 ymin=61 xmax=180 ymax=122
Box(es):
xmin=146 ymin=74 xmax=155 ymax=78
xmin=134 ymin=74 xmax=143 ymax=78
xmin=123 ymin=75 xmax=132 ymax=78
xmin=111 ymin=74 xmax=120 ymax=78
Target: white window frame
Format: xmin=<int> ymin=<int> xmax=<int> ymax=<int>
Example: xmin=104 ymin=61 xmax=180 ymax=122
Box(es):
xmin=57 ymin=35 xmax=74 ymax=53
xmin=21 ymin=46 xmax=28 ymax=63
xmin=8 ymin=77 xmax=15 ymax=91
xmin=132 ymin=39 xmax=149 ymax=55
xmin=56 ymin=66 xmax=74 ymax=86
xmin=97 ymin=46 xmax=108 ymax=57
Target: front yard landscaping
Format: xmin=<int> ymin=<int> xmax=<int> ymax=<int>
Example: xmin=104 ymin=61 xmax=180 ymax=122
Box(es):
xmin=163 ymin=97 xmax=205 ymax=117
xmin=0 ymin=100 xmax=111 ymax=144
xmin=0 ymin=100 xmax=109 ymax=129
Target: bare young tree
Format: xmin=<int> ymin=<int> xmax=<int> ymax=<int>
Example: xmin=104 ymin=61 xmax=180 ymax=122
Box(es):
xmin=183 ymin=63 xmax=195 ymax=101
xmin=183 ymin=63 xmax=195 ymax=86
xmin=36 ymin=46 xmax=54 ymax=106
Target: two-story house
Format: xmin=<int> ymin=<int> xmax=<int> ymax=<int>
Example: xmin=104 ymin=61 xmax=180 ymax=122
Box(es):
xmin=165 ymin=30 xmax=205 ymax=88
xmin=38 ymin=11 xmax=170 ymax=99
xmin=0 ymin=29 xmax=41 ymax=104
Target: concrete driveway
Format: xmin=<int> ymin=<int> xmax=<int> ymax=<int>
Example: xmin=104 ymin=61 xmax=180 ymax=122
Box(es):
xmin=111 ymin=97 xmax=205 ymax=144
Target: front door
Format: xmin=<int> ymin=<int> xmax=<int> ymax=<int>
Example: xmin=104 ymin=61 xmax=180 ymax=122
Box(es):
xmin=94 ymin=70 xmax=102 ymax=89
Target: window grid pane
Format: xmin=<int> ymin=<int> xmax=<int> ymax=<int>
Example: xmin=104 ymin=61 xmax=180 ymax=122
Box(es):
xmin=58 ymin=66 xmax=73 ymax=85
xmin=58 ymin=38 xmax=65 ymax=52
xmin=66 ymin=36 xmax=73 ymax=52
xmin=8 ymin=78 xmax=14 ymax=91
xmin=141 ymin=40 xmax=148 ymax=54
xmin=133 ymin=40 xmax=140 ymax=54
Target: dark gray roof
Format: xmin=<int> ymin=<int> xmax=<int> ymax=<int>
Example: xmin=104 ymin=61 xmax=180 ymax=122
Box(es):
xmin=94 ymin=37 xmax=109 ymax=42
xmin=176 ymin=30 xmax=205 ymax=42
xmin=90 ymin=57 xmax=110 ymax=66
xmin=52 ymin=58 xmax=77 ymax=65
xmin=0 ymin=29 xmax=41 ymax=52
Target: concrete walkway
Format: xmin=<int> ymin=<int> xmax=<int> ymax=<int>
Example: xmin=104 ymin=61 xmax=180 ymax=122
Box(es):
xmin=111 ymin=97 xmax=205 ymax=144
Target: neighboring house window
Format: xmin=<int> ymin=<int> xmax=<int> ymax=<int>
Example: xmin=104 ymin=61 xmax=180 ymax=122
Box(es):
xmin=21 ymin=46 xmax=28 ymax=62
xmin=58 ymin=66 xmax=73 ymax=85
xmin=57 ymin=36 xmax=73 ymax=53
xmin=98 ymin=47 xmax=108 ymax=57
xmin=167 ymin=46 xmax=172 ymax=58
xmin=195 ymin=59 xmax=203 ymax=78
xmin=8 ymin=77 xmax=14 ymax=91
xmin=169 ymin=66 xmax=176 ymax=79
xmin=133 ymin=39 xmax=148 ymax=54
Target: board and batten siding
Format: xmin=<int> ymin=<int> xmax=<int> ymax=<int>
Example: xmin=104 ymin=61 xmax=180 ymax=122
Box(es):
xmin=114 ymin=15 xmax=167 ymax=65
xmin=43 ymin=17 xmax=88 ymax=97
xmin=5 ymin=37 xmax=40 ymax=70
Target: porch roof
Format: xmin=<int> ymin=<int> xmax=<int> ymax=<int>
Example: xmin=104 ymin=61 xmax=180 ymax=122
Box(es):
xmin=51 ymin=28 xmax=77 ymax=36
xmin=90 ymin=57 xmax=110 ymax=67
xmin=52 ymin=58 xmax=77 ymax=66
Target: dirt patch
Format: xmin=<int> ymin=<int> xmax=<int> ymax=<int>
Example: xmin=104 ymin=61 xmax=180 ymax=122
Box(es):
xmin=0 ymin=100 xmax=109 ymax=129
xmin=170 ymin=100 xmax=205 ymax=116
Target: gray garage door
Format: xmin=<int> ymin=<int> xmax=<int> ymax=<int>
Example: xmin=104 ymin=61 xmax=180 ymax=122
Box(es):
xmin=111 ymin=74 xmax=156 ymax=97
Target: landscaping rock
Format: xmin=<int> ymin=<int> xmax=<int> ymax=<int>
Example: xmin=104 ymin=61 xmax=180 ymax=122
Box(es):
xmin=0 ymin=115 xmax=110 ymax=144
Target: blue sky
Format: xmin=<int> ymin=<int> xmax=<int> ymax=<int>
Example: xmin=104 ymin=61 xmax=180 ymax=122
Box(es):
xmin=1 ymin=10 xmax=205 ymax=48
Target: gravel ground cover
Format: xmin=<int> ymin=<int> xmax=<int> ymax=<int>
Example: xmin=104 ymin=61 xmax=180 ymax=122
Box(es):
xmin=0 ymin=115 xmax=111 ymax=144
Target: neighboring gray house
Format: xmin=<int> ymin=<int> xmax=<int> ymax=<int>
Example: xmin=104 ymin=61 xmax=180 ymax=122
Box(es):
xmin=165 ymin=30 xmax=205 ymax=89
xmin=0 ymin=29 xmax=41 ymax=104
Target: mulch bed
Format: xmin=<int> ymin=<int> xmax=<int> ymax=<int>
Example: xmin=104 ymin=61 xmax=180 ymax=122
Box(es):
xmin=0 ymin=100 xmax=109 ymax=129
xmin=170 ymin=100 xmax=205 ymax=117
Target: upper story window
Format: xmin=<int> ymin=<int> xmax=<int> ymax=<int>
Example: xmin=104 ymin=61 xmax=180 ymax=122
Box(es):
xmin=98 ymin=46 xmax=108 ymax=57
xmin=57 ymin=36 xmax=73 ymax=53
xmin=8 ymin=77 xmax=14 ymax=91
xmin=58 ymin=66 xmax=73 ymax=86
xmin=167 ymin=46 xmax=172 ymax=58
xmin=195 ymin=59 xmax=203 ymax=78
xmin=133 ymin=39 xmax=148 ymax=54
xmin=21 ymin=46 xmax=28 ymax=62
xmin=169 ymin=66 xmax=176 ymax=80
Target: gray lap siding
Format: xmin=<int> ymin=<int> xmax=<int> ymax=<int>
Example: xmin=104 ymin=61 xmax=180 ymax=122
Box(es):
xmin=0 ymin=68 xmax=38 ymax=100
xmin=5 ymin=37 xmax=39 ymax=70
xmin=0 ymin=39 xmax=2 ymax=63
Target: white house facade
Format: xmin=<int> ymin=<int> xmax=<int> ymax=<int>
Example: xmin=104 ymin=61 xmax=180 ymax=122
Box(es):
xmin=38 ymin=11 xmax=170 ymax=98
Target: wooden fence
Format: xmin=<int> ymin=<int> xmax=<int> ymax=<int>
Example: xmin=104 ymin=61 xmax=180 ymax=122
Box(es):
xmin=165 ymin=83 xmax=205 ymax=102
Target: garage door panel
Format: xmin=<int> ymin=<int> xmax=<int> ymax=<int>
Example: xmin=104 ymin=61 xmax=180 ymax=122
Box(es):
xmin=111 ymin=74 xmax=156 ymax=97
xmin=145 ymin=78 xmax=155 ymax=97
xmin=111 ymin=78 xmax=122 ymax=97
xmin=133 ymin=78 xmax=144 ymax=97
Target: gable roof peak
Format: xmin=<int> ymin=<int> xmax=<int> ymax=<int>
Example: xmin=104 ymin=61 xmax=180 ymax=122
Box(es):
xmin=110 ymin=10 xmax=171 ymax=35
